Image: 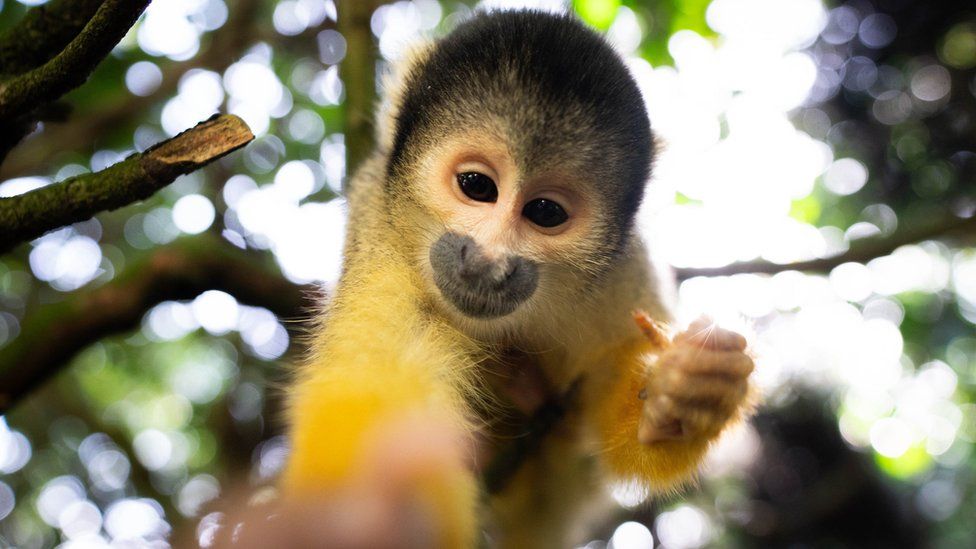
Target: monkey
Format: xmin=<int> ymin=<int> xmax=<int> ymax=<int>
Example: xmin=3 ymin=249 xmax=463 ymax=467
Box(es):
xmin=282 ymin=9 xmax=755 ymax=548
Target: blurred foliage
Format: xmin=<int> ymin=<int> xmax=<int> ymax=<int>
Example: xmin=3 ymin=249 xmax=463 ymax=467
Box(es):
xmin=0 ymin=0 xmax=974 ymax=548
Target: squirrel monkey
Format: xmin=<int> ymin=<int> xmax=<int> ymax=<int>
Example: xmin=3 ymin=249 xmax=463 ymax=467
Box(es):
xmin=283 ymin=9 xmax=755 ymax=548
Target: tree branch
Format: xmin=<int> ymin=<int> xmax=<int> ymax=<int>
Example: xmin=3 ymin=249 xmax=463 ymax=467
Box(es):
xmin=338 ymin=0 xmax=381 ymax=176
xmin=674 ymin=214 xmax=976 ymax=280
xmin=0 ymin=114 xmax=253 ymax=254
xmin=0 ymin=0 xmax=282 ymax=180
xmin=0 ymin=0 xmax=150 ymax=122
xmin=0 ymin=0 xmax=106 ymax=76
xmin=0 ymin=234 xmax=315 ymax=415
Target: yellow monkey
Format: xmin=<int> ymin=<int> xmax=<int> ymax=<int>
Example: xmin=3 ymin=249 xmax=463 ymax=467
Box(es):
xmin=283 ymin=10 xmax=755 ymax=548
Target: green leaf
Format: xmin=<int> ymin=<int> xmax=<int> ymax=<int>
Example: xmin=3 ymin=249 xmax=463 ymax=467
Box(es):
xmin=790 ymin=196 xmax=822 ymax=224
xmin=674 ymin=192 xmax=701 ymax=205
xmin=669 ymin=0 xmax=716 ymax=37
xmin=875 ymin=443 xmax=933 ymax=480
xmin=573 ymin=0 xmax=621 ymax=30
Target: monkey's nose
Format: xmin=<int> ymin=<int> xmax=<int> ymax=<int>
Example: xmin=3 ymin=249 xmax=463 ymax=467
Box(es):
xmin=457 ymin=241 xmax=509 ymax=286
xmin=457 ymin=242 xmax=476 ymax=277
xmin=430 ymin=232 xmax=540 ymax=317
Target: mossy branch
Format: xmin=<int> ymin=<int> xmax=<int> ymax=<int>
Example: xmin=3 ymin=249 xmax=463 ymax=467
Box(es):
xmin=0 ymin=234 xmax=314 ymax=415
xmin=338 ymin=0 xmax=381 ymax=177
xmin=0 ymin=114 xmax=253 ymax=254
xmin=674 ymin=214 xmax=976 ymax=280
xmin=0 ymin=0 xmax=265 ymax=179
xmin=0 ymin=0 xmax=150 ymax=122
xmin=0 ymin=0 xmax=106 ymax=76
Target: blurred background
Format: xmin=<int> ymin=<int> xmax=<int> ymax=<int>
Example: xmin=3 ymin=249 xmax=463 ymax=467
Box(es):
xmin=0 ymin=0 xmax=974 ymax=547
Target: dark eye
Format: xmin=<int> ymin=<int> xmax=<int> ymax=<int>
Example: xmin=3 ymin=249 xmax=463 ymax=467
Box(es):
xmin=522 ymin=198 xmax=568 ymax=228
xmin=457 ymin=172 xmax=497 ymax=203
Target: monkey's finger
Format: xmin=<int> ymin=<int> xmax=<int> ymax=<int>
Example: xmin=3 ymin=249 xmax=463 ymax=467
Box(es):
xmin=658 ymin=370 xmax=750 ymax=409
xmin=632 ymin=310 xmax=672 ymax=349
xmin=660 ymin=347 xmax=754 ymax=378
xmin=639 ymin=394 xmax=671 ymax=425
xmin=211 ymin=488 xmax=421 ymax=549
xmin=637 ymin=395 xmax=684 ymax=444
xmin=644 ymin=376 xmax=746 ymax=419
xmin=361 ymin=413 xmax=473 ymax=485
xmin=637 ymin=414 xmax=684 ymax=444
xmin=674 ymin=318 xmax=747 ymax=351
xmin=664 ymin=400 xmax=737 ymax=439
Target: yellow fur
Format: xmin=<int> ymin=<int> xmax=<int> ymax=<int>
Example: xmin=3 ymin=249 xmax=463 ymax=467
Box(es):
xmin=283 ymin=246 xmax=483 ymax=545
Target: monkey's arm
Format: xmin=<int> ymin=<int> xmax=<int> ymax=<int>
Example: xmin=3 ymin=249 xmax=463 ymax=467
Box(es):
xmin=592 ymin=316 xmax=756 ymax=491
xmin=282 ymin=265 xmax=479 ymax=545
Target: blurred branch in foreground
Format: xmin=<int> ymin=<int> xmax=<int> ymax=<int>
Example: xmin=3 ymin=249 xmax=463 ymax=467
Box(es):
xmin=0 ymin=114 xmax=253 ymax=254
xmin=675 ymin=213 xmax=976 ymax=280
xmin=0 ymin=233 xmax=315 ymax=415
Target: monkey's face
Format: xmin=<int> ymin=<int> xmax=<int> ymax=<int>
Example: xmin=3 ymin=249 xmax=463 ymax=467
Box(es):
xmin=406 ymin=130 xmax=611 ymax=324
xmin=385 ymin=11 xmax=653 ymax=329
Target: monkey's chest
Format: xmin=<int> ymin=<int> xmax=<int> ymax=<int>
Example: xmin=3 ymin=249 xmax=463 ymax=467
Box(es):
xmin=474 ymin=349 xmax=586 ymax=495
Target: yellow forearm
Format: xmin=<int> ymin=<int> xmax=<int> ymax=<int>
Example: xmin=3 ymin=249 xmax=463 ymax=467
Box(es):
xmin=280 ymin=254 xmax=485 ymax=542
xmin=283 ymin=365 xmax=478 ymax=547
xmin=595 ymin=346 xmax=710 ymax=492
xmin=594 ymin=324 xmax=756 ymax=493
xmin=284 ymin=367 xmax=445 ymax=489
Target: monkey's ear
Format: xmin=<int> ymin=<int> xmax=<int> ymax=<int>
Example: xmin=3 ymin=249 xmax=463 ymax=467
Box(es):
xmin=651 ymin=134 xmax=668 ymax=164
xmin=375 ymin=41 xmax=434 ymax=153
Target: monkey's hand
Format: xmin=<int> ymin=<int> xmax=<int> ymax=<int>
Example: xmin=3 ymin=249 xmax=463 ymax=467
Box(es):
xmin=638 ymin=317 xmax=754 ymax=445
xmin=594 ymin=314 xmax=756 ymax=490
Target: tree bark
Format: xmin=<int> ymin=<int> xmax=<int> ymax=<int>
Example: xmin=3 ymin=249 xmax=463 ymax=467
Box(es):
xmin=0 ymin=0 xmax=270 ymax=180
xmin=0 ymin=114 xmax=253 ymax=254
xmin=0 ymin=0 xmax=105 ymax=76
xmin=337 ymin=0 xmax=381 ymax=177
xmin=0 ymin=0 xmax=150 ymax=122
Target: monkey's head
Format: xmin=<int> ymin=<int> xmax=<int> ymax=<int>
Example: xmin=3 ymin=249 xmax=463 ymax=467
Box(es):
xmin=384 ymin=10 xmax=653 ymax=328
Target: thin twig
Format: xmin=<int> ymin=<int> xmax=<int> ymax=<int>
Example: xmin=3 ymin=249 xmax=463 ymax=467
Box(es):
xmin=0 ymin=114 xmax=253 ymax=254
xmin=674 ymin=214 xmax=976 ymax=280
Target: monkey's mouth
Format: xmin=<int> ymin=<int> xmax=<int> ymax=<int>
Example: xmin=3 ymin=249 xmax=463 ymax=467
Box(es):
xmin=435 ymin=285 xmax=533 ymax=319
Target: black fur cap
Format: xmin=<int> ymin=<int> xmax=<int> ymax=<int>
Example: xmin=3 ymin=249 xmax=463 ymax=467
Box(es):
xmin=389 ymin=10 xmax=653 ymax=239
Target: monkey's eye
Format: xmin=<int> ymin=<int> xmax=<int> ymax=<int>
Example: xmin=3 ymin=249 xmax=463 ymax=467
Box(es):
xmin=522 ymin=198 xmax=568 ymax=228
xmin=457 ymin=172 xmax=498 ymax=203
